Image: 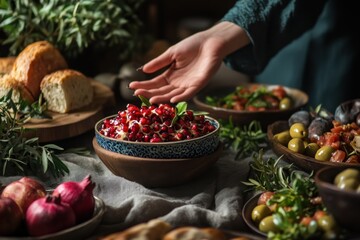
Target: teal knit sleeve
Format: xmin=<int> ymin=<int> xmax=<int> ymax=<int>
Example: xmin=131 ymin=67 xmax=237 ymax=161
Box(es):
xmin=222 ymin=0 xmax=326 ymax=75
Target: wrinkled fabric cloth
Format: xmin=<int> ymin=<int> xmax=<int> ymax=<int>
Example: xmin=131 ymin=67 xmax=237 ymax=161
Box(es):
xmin=0 ymin=149 xmax=277 ymax=239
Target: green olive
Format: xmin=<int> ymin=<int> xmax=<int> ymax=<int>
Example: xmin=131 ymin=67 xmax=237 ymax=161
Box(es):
xmin=251 ymin=204 xmax=272 ymax=224
xmin=258 ymin=215 xmax=278 ymax=233
xmin=289 ymin=123 xmax=307 ymax=138
xmin=304 ymin=143 xmax=320 ymax=157
xmin=287 ymin=138 xmax=305 ymax=154
xmin=279 ymin=97 xmax=292 ymax=110
xmin=314 ymin=146 xmax=334 ymax=161
xmin=273 ymin=130 xmax=292 ymax=146
xmin=337 ymin=178 xmax=360 ymax=191
xmin=317 ymin=215 xmax=336 ymax=232
xmin=334 ymin=168 xmax=360 ymax=185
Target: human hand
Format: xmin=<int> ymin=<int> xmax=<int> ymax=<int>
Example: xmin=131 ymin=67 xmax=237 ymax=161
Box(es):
xmin=129 ymin=22 xmax=250 ymax=104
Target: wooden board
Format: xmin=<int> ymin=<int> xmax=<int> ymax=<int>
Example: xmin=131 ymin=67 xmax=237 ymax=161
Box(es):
xmin=24 ymin=80 xmax=115 ymax=143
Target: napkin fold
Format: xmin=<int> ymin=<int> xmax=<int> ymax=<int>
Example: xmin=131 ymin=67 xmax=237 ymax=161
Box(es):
xmin=0 ymin=149 xmax=277 ymax=239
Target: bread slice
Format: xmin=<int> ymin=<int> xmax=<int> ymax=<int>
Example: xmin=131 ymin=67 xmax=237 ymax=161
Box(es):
xmin=40 ymin=69 xmax=94 ymax=113
xmin=10 ymin=41 xmax=68 ymax=99
xmin=0 ymin=74 xmax=35 ymax=103
xmin=0 ymin=57 xmax=16 ymax=75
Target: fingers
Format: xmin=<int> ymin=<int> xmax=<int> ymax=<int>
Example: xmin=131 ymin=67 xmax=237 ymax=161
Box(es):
xmin=142 ymin=49 xmax=173 ymax=74
xmin=129 ymin=75 xmax=167 ymax=90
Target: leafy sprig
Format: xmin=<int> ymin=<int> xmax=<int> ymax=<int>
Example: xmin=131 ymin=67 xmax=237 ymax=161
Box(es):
xmin=0 ymin=90 xmax=87 ymax=178
xmin=220 ymin=119 xmax=267 ymax=160
xmin=242 ymin=149 xmax=306 ymax=192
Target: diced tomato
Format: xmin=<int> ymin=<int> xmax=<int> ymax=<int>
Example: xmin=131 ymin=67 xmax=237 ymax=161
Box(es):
xmin=272 ymin=86 xmax=287 ymax=99
xmin=300 ymin=216 xmax=313 ymax=226
xmin=346 ymin=155 xmax=360 ymax=163
xmin=330 ymin=150 xmax=346 ymax=162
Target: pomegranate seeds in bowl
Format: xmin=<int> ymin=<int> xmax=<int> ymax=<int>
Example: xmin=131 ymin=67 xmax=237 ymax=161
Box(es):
xmin=94 ymin=99 xmax=220 ymax=159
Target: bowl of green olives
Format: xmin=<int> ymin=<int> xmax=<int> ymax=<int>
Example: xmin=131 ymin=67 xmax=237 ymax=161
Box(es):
xmin=268 ymin=120 xmax=360 ymax=172
xmin=193 ymin=83 xmax=308 ymax=129
xmin=315 ymin=166 xmax=360 ymax=232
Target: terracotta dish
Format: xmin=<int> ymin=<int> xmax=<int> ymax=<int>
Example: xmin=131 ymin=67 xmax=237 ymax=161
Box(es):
xmin=93 ymin=138 xmax=223 ymax=188
xmin=315 ymin=166 xmax=360 ymax=232
xmin=193 ymin=84 xmax=308 ymax=128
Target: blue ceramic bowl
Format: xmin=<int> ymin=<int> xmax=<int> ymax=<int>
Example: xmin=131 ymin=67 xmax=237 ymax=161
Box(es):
xmin=94 ymin=115 xmax=220 ymax=159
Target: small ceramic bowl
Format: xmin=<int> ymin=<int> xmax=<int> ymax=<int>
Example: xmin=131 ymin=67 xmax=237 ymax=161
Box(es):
xmin=94 ymin=115 xmax=220 ymax=159
xmin=193 ymin=83 xmax=308 ymax=128
xmin=315 ymin=166 xmax=360 ymax=232
xmin=93 ymin=138 xmax=223 ymax=188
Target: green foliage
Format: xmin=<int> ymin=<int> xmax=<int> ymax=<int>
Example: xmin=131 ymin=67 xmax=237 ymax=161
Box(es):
xmin=0 ymin=91 xmax=89 ymax=178
xmin=220 ymin=119 xmax=267 ymax=160
xmin=0 ymin=0 xmax=145 ymax=60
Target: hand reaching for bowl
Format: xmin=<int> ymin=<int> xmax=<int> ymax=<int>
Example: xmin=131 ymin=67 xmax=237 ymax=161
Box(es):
xmin=129 ymin=22 xmax=250 ymax=104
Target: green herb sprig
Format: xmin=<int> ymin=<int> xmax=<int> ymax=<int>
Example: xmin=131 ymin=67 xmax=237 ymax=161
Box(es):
xmin=220 ymin=119 xmax=267 ymax=160
xmin=242 ymin=149 xmax=304 ymax=192
xmin=0 ymin=90 xmax=86 ymax=178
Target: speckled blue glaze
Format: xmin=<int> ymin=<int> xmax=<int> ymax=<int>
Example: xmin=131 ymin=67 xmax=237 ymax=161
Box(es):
xmin=95 ymin=116 xmax=220 ymax=159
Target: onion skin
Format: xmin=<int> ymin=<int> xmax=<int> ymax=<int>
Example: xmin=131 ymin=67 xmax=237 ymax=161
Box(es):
xmin=0 ymin=197 xmax=23 ymax=235
xmin=52 ymin=175 xmax=96 ymax=223
xmin=26 ymin=195 xmax=76 ymax=237
xmin=1 ymin=177 xmax=46 ymax=215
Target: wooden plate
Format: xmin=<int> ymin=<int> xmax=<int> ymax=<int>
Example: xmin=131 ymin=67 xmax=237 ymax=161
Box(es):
xmin=24 ymin=80 xmax=115 ymax=143
xmin=267 ymin=121 xmax=358 ymax=172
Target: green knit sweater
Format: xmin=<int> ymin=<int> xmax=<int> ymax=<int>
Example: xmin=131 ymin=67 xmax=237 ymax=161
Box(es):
xmin=222 ymin=0 xmax=359 ymax=112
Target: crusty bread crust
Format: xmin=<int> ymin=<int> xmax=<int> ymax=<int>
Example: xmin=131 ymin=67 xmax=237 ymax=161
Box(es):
xmin=99 ymin=219 xmax=172 ymax=240
xmin=40 ymin=69 xmax=94 ymax=113
xmin=0 ymin=74 xmax=35 ymax=103
xmin=0 ymin=57 xmax=16 ymax=75
xmin=163 ymin=227 xmax=227 ymax=240
xmin=10 ymin=41 xmax=68 ymax=99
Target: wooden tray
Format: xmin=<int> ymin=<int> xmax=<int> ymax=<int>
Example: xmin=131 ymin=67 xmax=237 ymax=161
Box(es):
xmin=24 ymin=80 xmax=115 ymax=143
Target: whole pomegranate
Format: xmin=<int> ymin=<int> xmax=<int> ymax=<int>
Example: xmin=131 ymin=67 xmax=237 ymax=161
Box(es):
xmin=1 ymin=177 xmax=46 ymax=214
xmin=52 ymin=175 xmax=96 ymax=223
xmin=0 ymin=197 xmax=23 ymax=235
xmin=26 ymin=195 xmax=76 ymax=236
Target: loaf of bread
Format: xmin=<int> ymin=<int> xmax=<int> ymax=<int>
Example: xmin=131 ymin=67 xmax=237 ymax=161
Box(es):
xmin=0 ymin=57 xmax=16 ymax=75
xmin=163 ymin=227 xmax=227 ymax=240
xmin=10 ymin=41 xmax=68 ymax=99
xmin=99 ymin=219 xmax=172 ymax=240
xmin=40 ymin=69 xmax=94 ymax=113
xmin=0 ymin=74 xmax=35 ymax=103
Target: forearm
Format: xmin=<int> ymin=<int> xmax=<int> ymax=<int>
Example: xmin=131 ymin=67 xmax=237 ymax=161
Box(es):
xmin=201 ymin=21 xmax=251 ymax=59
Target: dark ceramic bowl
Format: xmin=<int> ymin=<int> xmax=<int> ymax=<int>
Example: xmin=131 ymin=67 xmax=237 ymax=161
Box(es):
xmin=242 ymin=193 xmax=267 ymax=238
xmin=193 ymin=83 xmax=308 ymax=128
xmin=93 ymin=138 xmax=223 ymax=188
xmin=315 ymin=166 xmax=360 ymax=232
xmin=95 ymin=115 xmax=220 ymax=159
xmin=267 ymin=121 xmax=359 ymax=172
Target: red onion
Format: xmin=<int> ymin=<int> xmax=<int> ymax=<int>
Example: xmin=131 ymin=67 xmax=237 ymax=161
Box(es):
xmin=0 ymin=197 xmax=23 ymax=235
xmin=1 ymin=177 xmax=46 ymax=214
xmin=52 ymin=175 xmax=96 ymax=223
xmin=26 ymin=195 xmax=76 ymax=236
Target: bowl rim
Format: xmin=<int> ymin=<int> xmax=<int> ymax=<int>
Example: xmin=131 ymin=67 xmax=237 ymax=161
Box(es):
xmin=314 ymin=165 xmax=360 ymax=198
xmin=94 ymin=114 xmax=220 ymax=145
xmin=93 ymin=137 xmax=224 ymax=162
xmin=193 ymin=83 xmax=309 ymax=114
